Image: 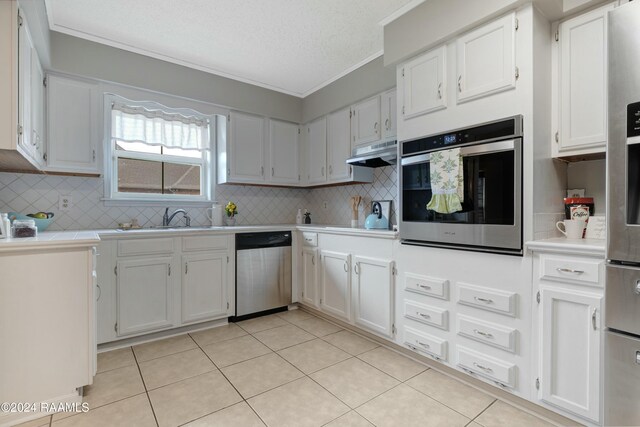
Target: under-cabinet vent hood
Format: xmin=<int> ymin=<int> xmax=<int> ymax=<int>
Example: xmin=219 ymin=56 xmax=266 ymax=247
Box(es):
xmin=346 ymin=139 xmax=397 ymax=168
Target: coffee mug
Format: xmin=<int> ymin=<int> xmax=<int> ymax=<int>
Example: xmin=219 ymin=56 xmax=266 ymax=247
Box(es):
xmin=556 ymin=219 xmax=586 ymax=239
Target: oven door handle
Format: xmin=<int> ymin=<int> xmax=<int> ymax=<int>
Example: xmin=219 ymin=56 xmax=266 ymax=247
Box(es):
xmin=400 ymin=139 xmax=517 ymax=166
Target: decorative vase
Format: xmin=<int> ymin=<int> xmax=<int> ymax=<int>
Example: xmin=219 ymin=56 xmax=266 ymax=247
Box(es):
xmin=225 ymin=216 xmax=236 ymax=226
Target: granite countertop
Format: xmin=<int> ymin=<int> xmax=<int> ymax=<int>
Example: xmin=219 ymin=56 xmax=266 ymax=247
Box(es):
xmin=0 ymin=230 xmax=101 ymax=252
xmin=526 ymin=237 xmax=606 ymax=257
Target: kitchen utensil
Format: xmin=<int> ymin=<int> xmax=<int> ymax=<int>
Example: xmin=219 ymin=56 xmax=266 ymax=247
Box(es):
xmin=365 ymin=201 xmax=389 ymax=230
xmin=556 ymin=219 xmax=586 ymax=239
xmin=350 ymin=196 xmax=362 ymax=228
xmin=206 ymin=203 xmax=224 ymax=226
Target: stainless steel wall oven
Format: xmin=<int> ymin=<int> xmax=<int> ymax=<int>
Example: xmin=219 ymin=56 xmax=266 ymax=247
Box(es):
xmin=399 ymin=116 xmax=523 ymax=254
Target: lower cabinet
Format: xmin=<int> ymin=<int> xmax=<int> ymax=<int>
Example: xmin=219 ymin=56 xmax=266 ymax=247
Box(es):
xmin=301 ymin=247 xmax=319 ymax=307
xmin=116 ymin=257 xmax=176 ymax=336
xmin=182 ymin=251 xmax=228 ymax=324
xmin=320 ymin=250 xmax=351 ymax=321
xmin=538 ymin=286 xmax=602 ymax=422
xmin=353 ymin=256 xmax=395 ymax=337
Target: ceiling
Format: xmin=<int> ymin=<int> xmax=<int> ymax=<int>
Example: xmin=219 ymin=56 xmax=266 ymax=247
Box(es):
xmin=44 ymin=0 xmax=418 ymax=98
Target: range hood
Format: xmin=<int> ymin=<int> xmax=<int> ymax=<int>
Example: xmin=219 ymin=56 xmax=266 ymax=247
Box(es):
xmin=346 ymin=139 xmax=397 ymax=168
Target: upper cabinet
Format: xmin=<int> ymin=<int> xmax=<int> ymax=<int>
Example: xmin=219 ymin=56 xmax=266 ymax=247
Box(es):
xmin=327 ymin=108 xmax=352 ymax=182
xmin=456 ymin=13 xmax=517 ymax=103
xmin=553 ymin=3 xmax=614 ymax=158
xmin=47 ymin=75 xmax=100 ymax=174
xmin=351 ymin=96 xmax=381 ymax=146
xmin=401 ymin=46 xmax=447 ymax=119
xmin=269 ymin=119 xmax=300 ymax=184
xmin=226 ymin=111 xmax=266 ymax=183
xmin=306 ymin=117 xmax=327 ymax=185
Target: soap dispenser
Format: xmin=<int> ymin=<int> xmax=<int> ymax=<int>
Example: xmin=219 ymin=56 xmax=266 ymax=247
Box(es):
xmin=296 ymin=209 xmax=302 ymax=224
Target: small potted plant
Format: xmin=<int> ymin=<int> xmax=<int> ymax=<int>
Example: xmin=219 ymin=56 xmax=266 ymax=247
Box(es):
xmin=225 ymin=201 xmax=238 ymax=226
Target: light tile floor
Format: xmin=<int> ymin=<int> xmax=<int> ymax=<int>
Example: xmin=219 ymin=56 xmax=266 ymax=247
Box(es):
xmin=22 ymin=310 xmax=557 ymax=427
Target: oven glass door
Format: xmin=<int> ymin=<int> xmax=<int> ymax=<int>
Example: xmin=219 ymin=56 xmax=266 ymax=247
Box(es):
xmin=401 ymin=141 xmax=517 ymax=226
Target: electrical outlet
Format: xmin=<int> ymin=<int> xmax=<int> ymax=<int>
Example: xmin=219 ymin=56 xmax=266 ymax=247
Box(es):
xmin=59 ymin=195 xmax=73 ymax=211
xmin=322 ymin=201 xmax=328 ymax=210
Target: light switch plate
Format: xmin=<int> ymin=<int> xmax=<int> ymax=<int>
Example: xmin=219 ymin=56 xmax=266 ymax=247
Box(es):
xmin=59 ymin=195 xmax=73 ymax=211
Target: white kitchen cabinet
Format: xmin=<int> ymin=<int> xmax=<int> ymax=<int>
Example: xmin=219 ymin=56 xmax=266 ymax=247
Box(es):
xmin=227 ymin=111 xmax=266 ymax=183
xmin=320 ymin=250 xmax=351 ymax=321
xmin=298 ymin=124 xmax=308 ymax=186
xmin=381 ymin=89 xmax=397 ymax=140
xmin=181 ymin=251 xmax=228 ymax=324
xmin=456 ymin=13 xmax=517 ymax=103
xmin=401 ymin=46 xmax=447 ymax=119
xmin=538 ymin=287 xmax=602 ymax=421
xmin=116 ymin=257 xmax=175 ymax=336
xmin=351 ymin=96 xmax=381 ymax=146
xmin=307 ymin=117 xmax=327 ymax=184
xmin=353 ymin=256 xmax=395 ymax=338
xmin=269 ymin=119 xmax=299 ymax=184
xmin=554 ymin=3 xmax=613 ymax=156
xmin=327 ymin=107 xmax=352 ymax=182
xmin=301 ymin=247 xmax=319 ymax=307
xmin=47 ymin=75 xmax=100 ymax=174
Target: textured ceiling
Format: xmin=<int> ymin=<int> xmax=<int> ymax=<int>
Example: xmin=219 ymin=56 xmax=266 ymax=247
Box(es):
xmin=45 ymin=0 xmax=416 ymax=97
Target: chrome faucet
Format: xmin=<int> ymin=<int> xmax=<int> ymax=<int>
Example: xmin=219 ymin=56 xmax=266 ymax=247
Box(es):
xmin=163 ymin=208 xmax=191 ymax=227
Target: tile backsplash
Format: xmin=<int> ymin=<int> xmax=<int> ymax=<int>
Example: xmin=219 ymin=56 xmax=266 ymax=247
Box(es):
xmin=0 ymin=168 xmax=399 ymax=231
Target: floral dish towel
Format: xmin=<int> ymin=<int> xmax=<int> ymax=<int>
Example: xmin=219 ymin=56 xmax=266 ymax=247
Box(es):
xmin=426 ymin=148 xmax=464 ymax=214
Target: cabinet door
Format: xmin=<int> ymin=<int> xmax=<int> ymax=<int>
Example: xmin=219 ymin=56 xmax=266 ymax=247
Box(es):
xmin=327 ymin=108 xmax=352 ymax=182
xmin=353 ymin=256 xmax=394 ymax=337
xmin=320 ymin=250 xmax=351 ymax=321
xmin=557 ymin=4 xmax=612 ymax=153
xmin=30 ymin=48 xmax=45 ymax=166
xmin=47 ymin=75 xmax=99 ymax=173
xmin=17 ymin=12 xmax=33 ymax=154
xmin=456 ymin=13 xmax=516 ymax=103
xmin=301 ymin=247 xmax=318 ymax=307
xmin=182 ymin=251 xmax=228 ymax=324
xmin=307 ymin=118 xmax=327 ymax=184
xmin=540 ymin=287 xmax=602 ymax=421
xmin=402 ymin=47 xmax=446 ymax=119
xmin=117 ymin=257 xmax=175 ymax=336
xmin=229 ymin=111 xmax=265 ymax=182
xmin=381 ymin=90 xmax=397 ymax=139
xmin=352 ymin=96 xmax=381 ymax=146
xmin=269 ymin=119 xmax=299 ymax=184
xmin=298 ymin=125 xmax=308 ymax=186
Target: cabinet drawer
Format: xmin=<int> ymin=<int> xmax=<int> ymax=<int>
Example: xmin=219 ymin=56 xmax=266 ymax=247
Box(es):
xmin=540 ymin=255 xmax=602 ymax=287
xmin=458 ymin=283 xmax=516 ymax=317
xmin=457 ymin=314 xmax=517 ymax=352
xmin=457 ymin=346 xmax=516 ymax=388
xmin=403 ymin=326 xmax=448 ymax=361
xmin=405 ymin=273 xmax=449 ymax=300
xmin=117 ymin=238 xmax=174 ymax=257
xmin=302 ymin=232 xmax=317 ymax=247
xmin=182 ymin=235 xmax=228 ymax=252
xmin=404 ymin=300 xmax=448 ymax=330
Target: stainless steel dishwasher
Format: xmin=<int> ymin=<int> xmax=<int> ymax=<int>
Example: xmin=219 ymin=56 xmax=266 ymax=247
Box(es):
xmin=234 ymin=231 xmax=292 ymax=320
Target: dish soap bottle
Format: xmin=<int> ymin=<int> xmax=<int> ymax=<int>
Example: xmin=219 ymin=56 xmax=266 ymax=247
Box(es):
xmin=296 ymin=209 xmax=303 ymax=225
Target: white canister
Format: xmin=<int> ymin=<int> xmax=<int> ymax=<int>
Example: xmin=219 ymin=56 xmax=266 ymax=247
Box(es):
xmin=206 ymin=203 xmax=224 ymax=226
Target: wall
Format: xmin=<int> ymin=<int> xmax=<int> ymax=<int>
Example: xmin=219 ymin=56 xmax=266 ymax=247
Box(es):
xmin=301 ymin=56 xmax=395 ymax=123
xmin=50 ymin=32 xmax=302 ymax=123
xmin=567 ymin=159 xmax=606 ymax=214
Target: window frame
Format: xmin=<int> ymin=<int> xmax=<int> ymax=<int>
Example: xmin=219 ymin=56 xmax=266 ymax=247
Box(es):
xmin=104 ymin=94 xmax=214 ymax=203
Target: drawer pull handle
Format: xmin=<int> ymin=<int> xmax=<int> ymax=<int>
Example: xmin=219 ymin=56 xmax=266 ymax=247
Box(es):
xmin=417 ymin=312 xmax=431 ymax=319
xmin=557 ymin=268 xmax=585 ymax=274
xmin=417 ymin=341 xmax=430 ymax=348
xmin=592 ymin=308 xmax=597 ymax=330
xmin=473 ymin=362 xmax=493 ymax=373
xmin=474 ymin=297 xmax=493 ymax=304
xmin=473 ymin=329 xmax=494 ymax=339
xmin=418 ymin=284 xmax=432 ymax=290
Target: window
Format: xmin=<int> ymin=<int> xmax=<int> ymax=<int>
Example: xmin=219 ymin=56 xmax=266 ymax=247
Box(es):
xmin=106 ymin=95 xmax=213 ymax=201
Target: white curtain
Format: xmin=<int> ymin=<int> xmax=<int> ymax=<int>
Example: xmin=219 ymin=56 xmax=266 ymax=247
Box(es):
xmin=112 ymin=102 xmax=210 ymax=151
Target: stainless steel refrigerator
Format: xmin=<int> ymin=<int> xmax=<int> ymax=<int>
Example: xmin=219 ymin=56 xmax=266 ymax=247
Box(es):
xmin=606 ymin=2 xmax=640 ymax=425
